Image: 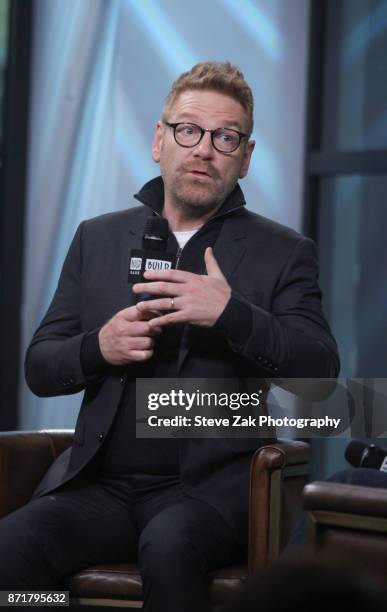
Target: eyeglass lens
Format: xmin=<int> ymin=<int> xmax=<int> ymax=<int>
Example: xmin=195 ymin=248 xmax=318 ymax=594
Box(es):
xmin=174 ymin=123 xmax=241 ymax=152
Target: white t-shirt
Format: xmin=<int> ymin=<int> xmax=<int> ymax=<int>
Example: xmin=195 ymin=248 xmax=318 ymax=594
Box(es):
xmin=173 ymin=228 xmax=201 ymax=249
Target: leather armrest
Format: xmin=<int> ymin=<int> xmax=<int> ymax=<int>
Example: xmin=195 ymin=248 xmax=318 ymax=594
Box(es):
xmin=0 ymin=431 xmax=309 ymax=573
xmin=251 ymin=440 xmax=311 ymax=472
xmin=248 ymin=439 xmax=310 ymax=572
xmin=303 ymin=481 xmax=387 ymax=518
xmin=0 ymin=430 xmax=74 ymax=518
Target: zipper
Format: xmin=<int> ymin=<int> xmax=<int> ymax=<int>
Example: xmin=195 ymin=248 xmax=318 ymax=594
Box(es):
xmin=145 ymin=203 xmax=244 ymax=272
xmin=175 ymin=247 xmax=183 ymax=269
xmin=172 ymin=203 xmax=244 ymax=270
xmin=144 ymin=209 xmax=183 ymax=268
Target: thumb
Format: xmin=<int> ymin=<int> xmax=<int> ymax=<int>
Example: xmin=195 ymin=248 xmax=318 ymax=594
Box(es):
xmin=204 ymin=247 xmax=226 ymax=280
xmin=120 ymin=305 xmax=142 ymax=321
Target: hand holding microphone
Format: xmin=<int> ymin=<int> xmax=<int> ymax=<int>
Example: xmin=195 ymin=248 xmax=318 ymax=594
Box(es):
xmin=98 ymin=217 xmax=171 ymax=366
xmin=100 ymin=214 xmax=232 ymax=365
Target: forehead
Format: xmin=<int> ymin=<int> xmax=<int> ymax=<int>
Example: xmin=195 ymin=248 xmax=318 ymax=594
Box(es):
xmin=168 ymin=89 xmax=248 ymax=130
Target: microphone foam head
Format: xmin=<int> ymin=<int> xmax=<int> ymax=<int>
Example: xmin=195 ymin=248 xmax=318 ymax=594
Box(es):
xmin=144 ymin=217 xmax=169 ymax=241
xmin=345 ymin=440 xmax=367 ymax=467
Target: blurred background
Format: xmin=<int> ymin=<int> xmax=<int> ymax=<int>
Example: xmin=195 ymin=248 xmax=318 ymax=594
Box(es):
xmin=0 ymin=0 xmax=386 ymax=479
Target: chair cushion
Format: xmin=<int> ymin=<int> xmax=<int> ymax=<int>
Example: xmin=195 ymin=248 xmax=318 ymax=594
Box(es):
xmin=69 ymin=563 xmax=248 ymax=604
xmin=69 ymin=564 xmax=143 ymax=601
xmin=207 ymin=565 xmax=249 ymax=603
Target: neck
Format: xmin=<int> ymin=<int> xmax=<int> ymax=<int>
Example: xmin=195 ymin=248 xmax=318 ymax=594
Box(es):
xmin=162 ymin=198 xmax=222 ymax=232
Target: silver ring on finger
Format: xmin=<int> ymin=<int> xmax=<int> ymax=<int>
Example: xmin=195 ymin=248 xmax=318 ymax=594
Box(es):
xmin=170 ymin=297 xmax=175 ymax=309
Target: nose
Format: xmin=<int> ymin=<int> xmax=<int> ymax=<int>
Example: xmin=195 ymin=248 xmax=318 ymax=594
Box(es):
xmin=193 ymin=131 xmax=214 ymax=159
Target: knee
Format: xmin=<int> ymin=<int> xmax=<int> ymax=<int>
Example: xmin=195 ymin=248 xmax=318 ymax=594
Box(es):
xmin=327 ymin=468 xmax=358 ymax=484
xmin=138 ymin=520 xmax=202 ymax=580
xmin=0 ymin=509 xmax=52 ymax=587
xmin=0 ymin=508 xmax=40 ymax=552
xmin=327 ymin=467 xmax=387 ymax=487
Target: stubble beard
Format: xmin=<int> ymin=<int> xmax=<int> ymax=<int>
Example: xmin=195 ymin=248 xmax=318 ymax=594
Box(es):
xmin=162 ymin=169 xmax=239 ymax=221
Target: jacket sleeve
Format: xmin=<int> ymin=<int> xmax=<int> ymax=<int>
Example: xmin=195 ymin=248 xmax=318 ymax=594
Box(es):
xmin=25 ymin=222 xmax=109 ymax=397
xmin=215 ymin=237 xmax=340 ymax=379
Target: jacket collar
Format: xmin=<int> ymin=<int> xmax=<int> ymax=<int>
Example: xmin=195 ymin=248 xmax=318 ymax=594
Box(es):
xmin=133 ymin=175 xmax=246 ymax=220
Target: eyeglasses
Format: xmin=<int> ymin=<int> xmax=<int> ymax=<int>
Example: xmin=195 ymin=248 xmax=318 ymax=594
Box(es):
xmin=164 ymin=121 xmax=248 ymax=153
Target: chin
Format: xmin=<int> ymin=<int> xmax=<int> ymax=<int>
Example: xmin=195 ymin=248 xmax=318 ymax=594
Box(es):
xmin=178 ymin=193 xmax=221 ymax=216
xmin=180 ymin=182 xmax=222 ymax=203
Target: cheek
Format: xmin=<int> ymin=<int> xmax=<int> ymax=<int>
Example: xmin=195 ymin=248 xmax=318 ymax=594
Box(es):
xmin=159 ymin=149 xmax=181 ymax=180
xmin=221 ymin=159 xmax=243 ymax=181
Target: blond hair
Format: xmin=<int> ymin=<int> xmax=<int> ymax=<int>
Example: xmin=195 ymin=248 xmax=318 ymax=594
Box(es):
xmin=163 ymin=61 xmax=254 ymax=134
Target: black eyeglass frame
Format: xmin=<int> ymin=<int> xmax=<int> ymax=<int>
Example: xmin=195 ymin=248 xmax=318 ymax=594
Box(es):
xmin=164 ymin=121 xmax=249 ymax=153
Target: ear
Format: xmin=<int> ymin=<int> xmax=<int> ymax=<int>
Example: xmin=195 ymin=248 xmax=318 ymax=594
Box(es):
xmin=239 ymin=139 xmax=255 ymax=178
xmin=152 ymin=120 xmax=164 ymax=163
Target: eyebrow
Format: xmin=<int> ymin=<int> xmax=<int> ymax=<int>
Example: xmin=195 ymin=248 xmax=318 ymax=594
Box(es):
xmin=174 ymin=114 xmax=244 ymax=132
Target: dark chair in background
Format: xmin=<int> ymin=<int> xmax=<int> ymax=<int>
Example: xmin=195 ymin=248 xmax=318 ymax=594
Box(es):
xmin=303 ymin=480 xmax=387 ymax=583
xmin=0 ymin=431 xmax=310 ymax=609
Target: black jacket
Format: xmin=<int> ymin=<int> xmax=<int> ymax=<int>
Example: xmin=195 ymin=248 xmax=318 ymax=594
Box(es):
xmin=25 ymin=177 xmax=340 ymax=537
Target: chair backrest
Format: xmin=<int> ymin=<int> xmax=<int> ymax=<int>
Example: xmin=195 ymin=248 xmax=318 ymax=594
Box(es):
xmin=0 ymin=430 xmax=73 ymax=517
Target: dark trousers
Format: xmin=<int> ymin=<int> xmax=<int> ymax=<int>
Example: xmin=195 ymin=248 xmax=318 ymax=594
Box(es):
xmin=0 ymin=475 xmax=241 ymax=611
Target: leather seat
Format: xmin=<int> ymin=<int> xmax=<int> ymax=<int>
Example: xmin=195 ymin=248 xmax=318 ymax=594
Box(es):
xmin=303 ymin=480 xmax=387 ymax=583
xmin=0 ymin=430 xmax=310 ymax=608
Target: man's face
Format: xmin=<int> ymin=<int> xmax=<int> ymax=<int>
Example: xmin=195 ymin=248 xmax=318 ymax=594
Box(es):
xmin=152 ymin=89 xmax=255 ymax=219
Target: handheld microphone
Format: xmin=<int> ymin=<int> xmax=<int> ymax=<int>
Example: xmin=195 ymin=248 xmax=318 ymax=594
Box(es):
xmin=142 ymin=216 xmax=169 ymax=251
xmin=128 ymin=217 xmax=175 ymax=284
xmin=345 ymin=440 xmax=387 ymax=473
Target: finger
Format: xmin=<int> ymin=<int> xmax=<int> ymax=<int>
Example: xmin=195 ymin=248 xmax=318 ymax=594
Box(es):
xmin=118 ymin=305 xmax=142 ymax=322
xmin=137 ymin=308 xmax=163 ymax=322
xmin=132 ymin=281 xmax=183 ymax=296
xmin=148 ymin=311 xmax=186 ymax=328
xmin=137 ymin=298 xmax=177 ymax=313
xmin=204 ymin=247 xmax=226 ymax=280
xmin=143 ymin=268 xmax=192 ymax=282
xmin=127 ymin=336 xmax=154 ymax=350
xmin=128 ymin=349 xmax=154 ymax=361
xmin=120 ymin=321 xmax=152 ymax=337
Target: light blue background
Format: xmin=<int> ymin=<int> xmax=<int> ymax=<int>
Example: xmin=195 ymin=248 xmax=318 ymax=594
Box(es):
xmin=21 ymin=0 xmax=309 ymax=429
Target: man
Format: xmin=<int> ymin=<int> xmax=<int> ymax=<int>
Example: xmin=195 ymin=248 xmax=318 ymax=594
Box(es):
xmin=0 ymin=62 xmax=339 ymax=610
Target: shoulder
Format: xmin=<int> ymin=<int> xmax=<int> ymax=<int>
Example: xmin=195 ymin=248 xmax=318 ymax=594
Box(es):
xmin=81 ymin=205 xmax=146 ymax=231
xmin=64 ymin=206 xmax=149 ymax=256
xmin=238 ymin=207 xmax=314 ymax=252
xmin=73 ymin=206 xmax=148 ymax=247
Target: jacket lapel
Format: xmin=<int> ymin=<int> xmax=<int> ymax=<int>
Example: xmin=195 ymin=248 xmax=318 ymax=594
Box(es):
xmin=212 ymin=212 xmax=247 ymax=280
xmin=177 ymin=213 xmax=248 ymax=374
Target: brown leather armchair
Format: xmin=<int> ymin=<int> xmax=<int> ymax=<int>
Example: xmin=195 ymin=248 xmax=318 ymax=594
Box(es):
xmin=0 ymin=431 xmax=310 ymax=609
xmin=303 ymin=480 xmax=387 ymax=582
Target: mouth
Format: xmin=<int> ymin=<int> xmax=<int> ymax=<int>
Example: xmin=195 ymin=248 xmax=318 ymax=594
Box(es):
xmin=189 ymin=170 xmax=211 ymax=178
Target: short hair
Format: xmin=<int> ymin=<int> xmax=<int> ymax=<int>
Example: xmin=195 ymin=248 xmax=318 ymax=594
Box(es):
xmin=163 ymin=61 xmax=254 ymax=134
